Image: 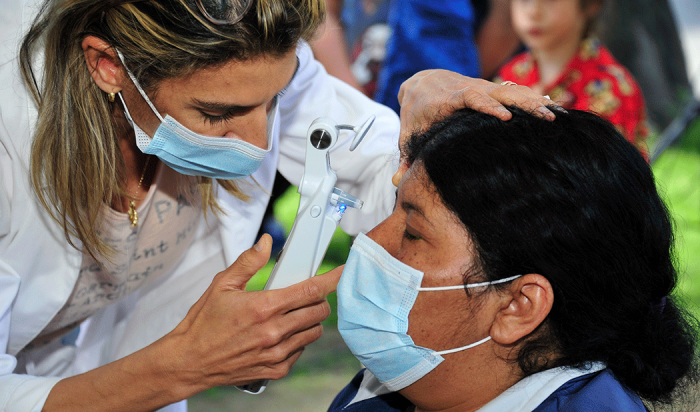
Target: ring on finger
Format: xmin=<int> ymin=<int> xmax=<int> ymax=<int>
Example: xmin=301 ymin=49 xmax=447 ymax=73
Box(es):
xmin=501 ymin=81 xmax=518 ymax=86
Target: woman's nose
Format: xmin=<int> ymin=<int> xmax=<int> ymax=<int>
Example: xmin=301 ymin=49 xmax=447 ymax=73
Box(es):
xmin=366 ymin=216 xmax=401 ymax=258
xmin=224 ymin=106 xmax=269 ymax=149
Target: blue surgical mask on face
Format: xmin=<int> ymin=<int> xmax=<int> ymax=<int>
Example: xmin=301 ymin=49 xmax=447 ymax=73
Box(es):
xmin=337 ymin=233 xmax=521 ymax=392
xmin=116 ymin=51 xmax=276 ymax=180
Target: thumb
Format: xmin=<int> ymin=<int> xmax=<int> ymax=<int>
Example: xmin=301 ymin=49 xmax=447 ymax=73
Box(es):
xmin=176 ymin=235 xmax=272 ymax=330
xmin=221 ymin=233 xmax=273 ymax=291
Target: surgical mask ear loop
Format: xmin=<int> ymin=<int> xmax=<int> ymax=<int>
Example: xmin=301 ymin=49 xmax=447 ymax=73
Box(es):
xmin=416 ymin=274 xmax=522 ymax=291
xmin=419 ymin=274 xmax=522 ymax=356
xmin=435 ymin=336 xmax=492 ymax=355
xmin=115 ymin=49 xmax=166 ymax=151
xmin=115 ymin=49 xmax=165 ymax=123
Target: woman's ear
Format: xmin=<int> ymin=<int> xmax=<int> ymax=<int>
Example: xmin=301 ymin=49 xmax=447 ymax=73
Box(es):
xmin=490 ymin=274 xmax=553 ymax=345
xmin=82 ymin=36 xmax=124 ymax=94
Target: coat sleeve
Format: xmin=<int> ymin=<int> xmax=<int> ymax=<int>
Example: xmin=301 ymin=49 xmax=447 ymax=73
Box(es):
xmin=0 ymin=112 xmax=62 ymax=412
xmin=0 ymin=1 xmax=66 ymax=407
xmin=277 ymin=41 xmax=400 ymax=235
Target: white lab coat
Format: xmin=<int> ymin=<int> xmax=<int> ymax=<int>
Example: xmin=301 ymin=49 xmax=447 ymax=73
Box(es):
xmin=0 ymin=1 xmax=400 ymax=410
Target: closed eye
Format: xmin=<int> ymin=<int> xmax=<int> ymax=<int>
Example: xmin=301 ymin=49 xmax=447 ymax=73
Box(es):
xmin=200 ymin=110 xmax=237 ymax=125
xmin=198 ymin=104 xmax=257 ymax=125
xmin=403 ymin=230 xmax=421 ymax=241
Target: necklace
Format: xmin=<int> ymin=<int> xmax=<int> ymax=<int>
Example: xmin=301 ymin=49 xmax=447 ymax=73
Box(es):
xmin=128 ymin=155 xmax=151 ymax=227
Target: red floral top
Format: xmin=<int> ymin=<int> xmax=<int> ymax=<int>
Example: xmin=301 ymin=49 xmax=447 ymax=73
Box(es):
xmin=496 ymin=38 xmax=649 ymax=155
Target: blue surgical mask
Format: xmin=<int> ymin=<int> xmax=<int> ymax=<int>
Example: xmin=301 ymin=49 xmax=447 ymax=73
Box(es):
xmin=116 ymin=51 xmax=276 ymax=180
xmin=337 ymin=233 xmax=521 ymax=391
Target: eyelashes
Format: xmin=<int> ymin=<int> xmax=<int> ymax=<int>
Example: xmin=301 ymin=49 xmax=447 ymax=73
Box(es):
xmin=403 ymin=230 xmax=421 ymax=241
xmin=200 ymin=91 xmax=285 ymax=126
xmin=201 ymin=110 xmax=236 ymax=125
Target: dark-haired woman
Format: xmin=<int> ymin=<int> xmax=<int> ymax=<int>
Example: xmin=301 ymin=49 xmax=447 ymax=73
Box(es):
xmin=330 ymin=107 xmax=698 ymax=411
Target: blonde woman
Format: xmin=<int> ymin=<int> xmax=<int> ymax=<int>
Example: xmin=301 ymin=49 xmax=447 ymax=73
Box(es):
xmin=0 ymin=0 xmax=555 ymax=410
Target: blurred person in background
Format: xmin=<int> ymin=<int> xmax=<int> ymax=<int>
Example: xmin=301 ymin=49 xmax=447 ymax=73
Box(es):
xmin=495 ymin=0 xmax=649 ymax=155
xmin=312 ymin=0 xmax=521 ymax=110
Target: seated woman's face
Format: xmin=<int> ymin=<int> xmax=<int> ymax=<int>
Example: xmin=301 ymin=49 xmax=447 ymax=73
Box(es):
xmin=365 ymin=164 xmax=498 ymax=379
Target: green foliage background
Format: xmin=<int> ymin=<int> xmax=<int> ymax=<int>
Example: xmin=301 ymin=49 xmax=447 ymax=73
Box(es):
xmin=652 ymin=117 xmax=700 ymax=319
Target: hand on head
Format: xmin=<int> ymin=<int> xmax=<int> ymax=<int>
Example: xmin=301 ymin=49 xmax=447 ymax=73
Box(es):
xmin=397 ymin=70 xmax=558 ymax=144
xmin=394 ymin=69 xmax=562 ymax=175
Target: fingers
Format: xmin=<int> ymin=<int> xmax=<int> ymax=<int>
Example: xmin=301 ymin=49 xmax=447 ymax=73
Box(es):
xmin=230 ymin=324 xmax=322 ymax=385
xmin=255 ymin=296 xmax=331 ymax=345
xmin=397 ymin=70 xmax=561 ymax=139
xmin=253 ymin=347 xmax=305 ymax=383
xmin=265 ymin=323 xmax=323 ymax=369
xmin=167 ymin=240 xmax=344 ymax=389
xmin=218 ymin=234 xmax=273 ymax=291
xmin=226 ymin=308 xmax=328 ymax=385
xmin=457 ymin=86 xmax=514 ymax=121
xmin=317 ymin=264 xmax=343 ymax=285
xmin=178 ymin=234 xmax=273 ymax=329
xmin=487 ymin=84 xmax=557 ymax=121
xmin=265 ymin=265 xmax=341 ymax=315
xmin=204 ymin=324 xmax=319 ymax=386
xmin=225 ymin=268 xmax=337 ymax=346
xmin=253 ymin=270 xmax=340 ymax=352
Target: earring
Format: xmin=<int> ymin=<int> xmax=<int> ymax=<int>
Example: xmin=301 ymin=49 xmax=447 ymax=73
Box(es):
xmin=108 ymin=92 xmax=116 ymax=102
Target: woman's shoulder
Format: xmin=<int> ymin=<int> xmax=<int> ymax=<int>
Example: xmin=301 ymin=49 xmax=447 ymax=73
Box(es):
xmin=533 ymin=368 xmax=648 ymax=412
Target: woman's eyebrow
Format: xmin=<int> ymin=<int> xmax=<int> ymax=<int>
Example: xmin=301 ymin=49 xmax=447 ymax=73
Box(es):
xmin=191 ymin=100 xmax=255 ymax=114
xmin=189 ymin=57 xmax=301 ymax=113
xmin=401 ymin=199 xmax=434 ymax=228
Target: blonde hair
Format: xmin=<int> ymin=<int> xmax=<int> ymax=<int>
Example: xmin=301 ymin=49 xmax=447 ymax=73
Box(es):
xmin=20 ymin=0 xmax=325 ymax=259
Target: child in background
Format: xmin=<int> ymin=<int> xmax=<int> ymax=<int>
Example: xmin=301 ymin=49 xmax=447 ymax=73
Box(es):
xmin=496 ymin=0 xmax=649 ymax=154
